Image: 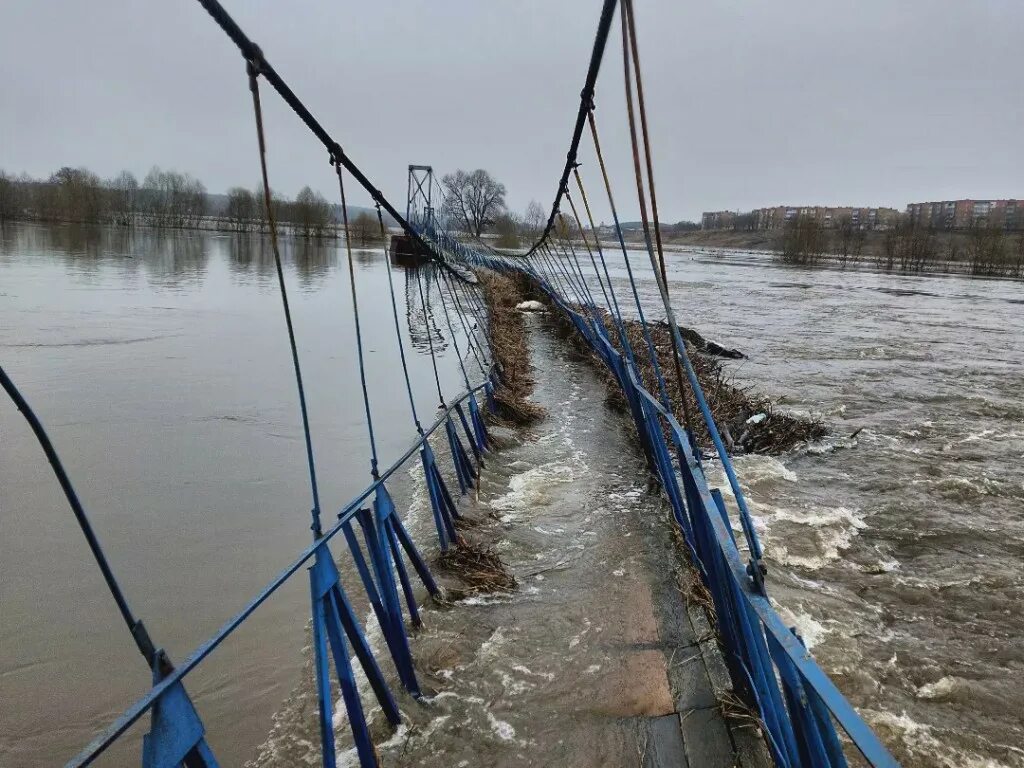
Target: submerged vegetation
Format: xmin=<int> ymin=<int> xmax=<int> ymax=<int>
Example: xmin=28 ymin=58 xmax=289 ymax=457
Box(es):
xmin=0 ymin=166 xmax=378 ymax=240
xmin=476 ymin=269 xmax=545 ymax=426
xmin=724 ymin=215 xmax=1024 ymax=279
xmin=479 ymin=268 xmax=824 ymax=455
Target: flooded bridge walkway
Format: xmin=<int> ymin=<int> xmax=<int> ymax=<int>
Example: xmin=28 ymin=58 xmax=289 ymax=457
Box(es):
xmin=381 ymin=316 xmax=770 ymax=767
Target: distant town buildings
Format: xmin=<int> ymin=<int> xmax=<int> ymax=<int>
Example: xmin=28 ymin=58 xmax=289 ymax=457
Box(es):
xmin=702 ymin=199 xmax=1024 ymax=232
xmin=905 ymin=199 xmax=1023 ymax=231
xmin=701 ymin=211 xmax=736 ymax=230
xmin=754 ymin=206 xmax=899 ymax=231
xmin=702 ymin=205 xmax=898 ymax=231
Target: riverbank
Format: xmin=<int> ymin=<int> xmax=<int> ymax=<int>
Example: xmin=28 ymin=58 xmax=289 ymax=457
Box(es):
xmin=653 ymin=228 xmax=1024 ymax=279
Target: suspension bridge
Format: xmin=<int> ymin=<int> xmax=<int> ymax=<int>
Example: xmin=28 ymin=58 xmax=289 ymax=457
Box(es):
xmin=0 ymin=1 xmax=902 ymax=766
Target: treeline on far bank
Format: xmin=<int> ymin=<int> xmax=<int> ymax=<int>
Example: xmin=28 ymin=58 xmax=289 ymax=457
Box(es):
xmin=777 ymin=216 xmax=1024 ymax=278
xmin=0 ymin=166 xmax=386 ymax=244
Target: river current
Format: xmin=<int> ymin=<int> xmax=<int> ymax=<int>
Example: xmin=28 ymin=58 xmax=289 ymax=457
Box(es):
xmin=1 ymin=223 xmax=1021 ymax=766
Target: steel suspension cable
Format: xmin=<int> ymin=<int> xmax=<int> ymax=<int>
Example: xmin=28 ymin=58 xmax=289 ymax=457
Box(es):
xmin=557 ymin=214 xmax=604 ymax=315
xmin=432 ymin=270 xmax=474 ymax=392
xmin=336 ymin=163 xmax=381 ymax=478
xmin=196 ymin=0 xmax=462 ymax=279
xmin=618 ymin=0 xmax=694 ymax=432
xmin=248 ymin=63 xmax=324 ymax=537
xmin=523 ymin=0 xmax=619 ymax=254
xmin=0 ymin=365 xmax=160 ymax=667
xmin=571 ymin=168 xmax=639 ymax=369
xmin=618 ymin=0 xmax=763 ymax=564
xmin=415 ymin=268 xmax=447 ymax=409
xmin=585 ymin=108 xmax=674 ymax=412
xmin=377 ymin=205 xmax=424 ymax=434
xmin=439 ymin=269 xmax=489 ymax=377
xmin=564 ymin=188 xmax=612 ymax=311
xmin=564 ymin=185 xmax=640 ymax=370
xmin=449 ymin=278 xmax=491 ymax=365
xmin=553 ymin=219 xmax=598 ymax=309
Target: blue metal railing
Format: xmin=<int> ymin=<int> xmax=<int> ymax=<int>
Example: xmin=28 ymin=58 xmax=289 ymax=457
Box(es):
xmin=438 ymin=235 xmax=899 ymax=768
xmin=0 ymin=361 xmax=494 ymax=767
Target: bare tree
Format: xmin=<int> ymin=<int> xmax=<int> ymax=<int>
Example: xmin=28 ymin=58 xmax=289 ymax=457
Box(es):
xmin=0 ymin=170 xmax=24 ymax=221
xmin=141 ymin=167 xmax=205 ymax=228
xmin=781 ymin=216 xmax=828 ymax=265
xmin=225 ymin=187 xmax=255 ymax=232
xmin=493 ymin=212 xmax=522 ymax=248
xmin=524 ymin=200 xmax=546 ymax=237
xmin=348 ymin=211 xmax=383 ymax=246
xmin=883 ymin=216 xmax=936 ymax=272
xmin=441 ymin=169 xmax=506 ymax=237
xmin=107 ymin=170 xmax=139 ymax=225
xmin=45 ymin=167 xmax=104 ymax=223
xmin=291 ymin=186 xmax=331 ymax=238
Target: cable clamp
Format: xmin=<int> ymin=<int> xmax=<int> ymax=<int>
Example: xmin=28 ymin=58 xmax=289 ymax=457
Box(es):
xmin=246 ymin=44 xmax=264 ymax=79
xmin=746 ymin=557 xmax=767 ymax=593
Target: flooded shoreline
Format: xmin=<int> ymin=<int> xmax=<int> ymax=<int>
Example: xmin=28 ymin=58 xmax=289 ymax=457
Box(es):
xmin=2 ymin=223 xmax=1022 ymax=766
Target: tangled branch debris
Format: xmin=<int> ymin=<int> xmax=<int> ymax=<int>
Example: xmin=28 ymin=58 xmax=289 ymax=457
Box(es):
xmin=437 ymin=540 xmax=517 ymax=598
xmin=493 ymin=270 xmax=825 ymax=454
xmin=476 ymin=270 xmax=545 ymax=425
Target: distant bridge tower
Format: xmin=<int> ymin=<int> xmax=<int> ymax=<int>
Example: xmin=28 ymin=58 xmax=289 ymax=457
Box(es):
xmin=406 ymin=164 xmax=435 ymax=226
xmin=391 ymin=164 xmax=435 ymax=266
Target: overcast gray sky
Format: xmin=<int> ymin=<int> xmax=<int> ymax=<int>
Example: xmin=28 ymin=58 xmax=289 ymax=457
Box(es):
xmin=2 ymin=1 xmax=1021 ymax=222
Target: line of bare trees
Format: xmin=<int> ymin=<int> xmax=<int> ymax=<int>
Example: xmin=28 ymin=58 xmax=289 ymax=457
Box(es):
xmin=223 ymin=185 xmax=346 ymax=238
xmin=0 ymin=166 xmax=384 ymax=241
xmin=779 ymin=213 xmax=1024 ymax=278
xmin=0 ymin=166 xmax=208 ymax=228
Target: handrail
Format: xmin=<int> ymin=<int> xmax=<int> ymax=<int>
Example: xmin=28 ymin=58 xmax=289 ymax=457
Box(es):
xmin=458 ymin=244 xmax=899 ymax=767
xmin=64 ymin=369 xmax=492 ymax=767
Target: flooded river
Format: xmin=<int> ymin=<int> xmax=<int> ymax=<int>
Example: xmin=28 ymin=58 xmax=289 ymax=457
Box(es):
xmin=611 ymin=247 xmax=1024 ymax=768
xmin=2 ymin=223 xmax=1022 ymax=766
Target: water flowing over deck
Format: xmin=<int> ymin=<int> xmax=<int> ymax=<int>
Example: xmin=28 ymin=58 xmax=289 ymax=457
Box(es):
xmin=0 ymin=0 xmax=902 ymax=766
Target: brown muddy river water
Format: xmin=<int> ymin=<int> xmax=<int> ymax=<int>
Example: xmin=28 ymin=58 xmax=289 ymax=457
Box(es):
xmin=1 ymin=223 xmax=1022 ymax=767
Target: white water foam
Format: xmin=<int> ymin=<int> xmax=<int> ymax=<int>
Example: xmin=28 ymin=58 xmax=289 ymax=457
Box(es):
xmin=865 ymin=709 xmax=1023 ymax=768
xmin=487 ymin=459 xmax=585 ymax=521
xmin=772 ymin=601 xmax=830 ymax=649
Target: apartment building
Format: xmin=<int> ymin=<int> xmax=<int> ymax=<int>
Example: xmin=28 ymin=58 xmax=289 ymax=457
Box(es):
xmin=701 ymin=210 xmax=737 ymax=230
xmin=749 ymin=205 xmax=899 ymax=231
xmin=905 ymin=199 xmax=1023 ymax=231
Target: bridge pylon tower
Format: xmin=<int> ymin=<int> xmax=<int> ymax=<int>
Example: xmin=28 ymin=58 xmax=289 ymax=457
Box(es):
xmin=406 ymin=164 xmax=435 ymax=227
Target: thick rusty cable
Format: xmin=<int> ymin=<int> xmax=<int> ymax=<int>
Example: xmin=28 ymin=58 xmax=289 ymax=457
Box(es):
xmin=618 ymin=2 xmax=693 ymax=431
xmin=624 ymin=0 xmax=669 ymax=296
xmin=617 ymin=2 xmax=764 ymax=562
xmin=522 ymin=0 xmax=620 ymax=255
xmin=564 ymin=188 xmax=612 ymax=311
xmin=248 ymin=64 xmax=324 ymax=537
xmin=585 ymin=108 xmax=673 ymax=411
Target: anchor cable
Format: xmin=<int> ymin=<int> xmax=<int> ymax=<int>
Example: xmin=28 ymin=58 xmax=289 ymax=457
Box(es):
xmin=248 ymin=62 xmax=325 ymax=538
xmin=0 ymin=365 xmax=160 ymax=667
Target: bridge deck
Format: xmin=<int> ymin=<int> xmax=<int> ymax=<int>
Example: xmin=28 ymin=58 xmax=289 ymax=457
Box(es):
xmin=380 ymin=315 xmax=772 ymax=767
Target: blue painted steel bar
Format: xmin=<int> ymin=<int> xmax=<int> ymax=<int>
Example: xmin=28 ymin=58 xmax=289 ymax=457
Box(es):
xmin=64 ymin=375 xmax=491 ymax=767
xmin=436 ymin=237 xmax=899 ymax=768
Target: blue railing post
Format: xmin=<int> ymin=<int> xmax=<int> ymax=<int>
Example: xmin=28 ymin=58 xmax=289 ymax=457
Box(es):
xmin=308 ymin=545 xmax=400 ymax=768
